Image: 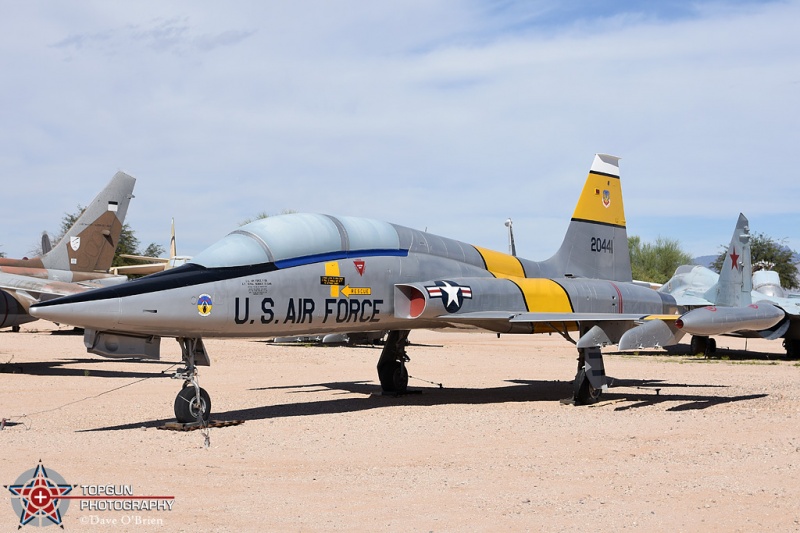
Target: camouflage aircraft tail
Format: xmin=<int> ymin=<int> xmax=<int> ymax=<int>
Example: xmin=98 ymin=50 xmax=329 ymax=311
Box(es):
xmin=535 ymin=154 xmax=632 ymax=282
xmin=2 ymin=172 xmax=136 ymax=273
xmin=704 ymin=213 xmax=752 ymax=307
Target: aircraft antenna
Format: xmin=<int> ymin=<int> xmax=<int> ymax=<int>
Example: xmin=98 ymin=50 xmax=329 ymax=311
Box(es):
xmin=505 ymin=218 xmax=516 ymax=256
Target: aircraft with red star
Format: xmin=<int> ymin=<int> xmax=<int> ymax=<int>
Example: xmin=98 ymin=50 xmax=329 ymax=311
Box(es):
xmin=658 ymin=213 xmax=800 ymax=356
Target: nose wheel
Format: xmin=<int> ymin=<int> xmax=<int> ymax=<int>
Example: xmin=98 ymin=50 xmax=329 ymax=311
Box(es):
xmin=175 ymin=385 xmax=211 ymax=423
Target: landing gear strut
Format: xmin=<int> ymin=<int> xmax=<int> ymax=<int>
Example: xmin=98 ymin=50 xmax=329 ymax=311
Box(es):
xmin=173 ymin=337 xmax=211 ymax=423
xmin=572 ymin=346 xmax=606 ymax=405
xmin=377 ymin=330 xmax=410 ymax=393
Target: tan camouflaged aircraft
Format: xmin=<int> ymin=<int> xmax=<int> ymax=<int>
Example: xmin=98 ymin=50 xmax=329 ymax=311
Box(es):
xmin=0 ymin=172 xmax=136 ymax=330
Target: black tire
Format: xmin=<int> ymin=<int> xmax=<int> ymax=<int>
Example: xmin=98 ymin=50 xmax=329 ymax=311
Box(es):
xmin=174 ymin=386 xmax=211 ymax=423
xmin=573 ymin=368 xmax=601 ymax=405
xmin=393 ymin=364 xmax=409 ymax=392
xmin=784 ymin=339 xmax=800 ymax=359
xmin=378 ymin=360 xmax=408 ymax=393
xmin=705 ymin=337 xmax=717 ymax=356
xmin=691 ymin=336 xmax=708 ymax=355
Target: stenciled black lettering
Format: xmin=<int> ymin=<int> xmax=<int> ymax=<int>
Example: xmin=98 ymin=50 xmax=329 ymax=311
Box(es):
xmin=369 ymin=299 xmax=383 ymax=322
xmin=260 ymin=298 xmax=274 ymax=324
xmin=348 ymin=299 xmax=360 ymax=323
xmin=284 ymin=299 xmax=297 ymax=324
xmin=359 ymin=300 xmax=373 ymax=322
xmin=336 ymin=300 xmax=349 ymax=322
xmin=234 ymin=297 xmax=250 ymax=325
xmin=301 ymin=298 xmax=315 ymax=324
xmin=323 ymin=299 xmax=335 ymax=323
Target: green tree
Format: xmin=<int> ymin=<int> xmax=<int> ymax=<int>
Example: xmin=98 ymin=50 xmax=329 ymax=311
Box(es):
xmin=629 ymin=235 xmax=693 ymax=284
xmin=711 ymin=232 xmax=799 ymax=290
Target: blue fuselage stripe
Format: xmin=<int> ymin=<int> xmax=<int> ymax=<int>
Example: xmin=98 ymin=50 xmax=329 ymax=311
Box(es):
xmin=274 ymin=249 xmax=407 ymax=269
xmin=31 ymin=249 xmax=410 ymax=308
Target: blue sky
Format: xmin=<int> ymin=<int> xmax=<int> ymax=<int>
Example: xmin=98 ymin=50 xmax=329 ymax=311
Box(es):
xmin=1 ymin=0 xmax=798 ymax=261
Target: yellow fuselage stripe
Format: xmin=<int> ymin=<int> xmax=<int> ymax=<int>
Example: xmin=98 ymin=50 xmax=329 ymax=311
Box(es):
xmin=473 ymin=246 xmax=525 ymax=278
xmin=509 ymin=277 xmax=574 ymax=313
xmin=472 ymin=246 xmax=574 ymax=313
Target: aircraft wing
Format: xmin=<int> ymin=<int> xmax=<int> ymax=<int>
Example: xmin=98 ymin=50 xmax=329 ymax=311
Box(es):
xmin=111 ymin=263 xmax=170 ymax=276
xmin=434 ymin=311 xmax=682 ymax=350
xmin=770 ymin=299 xmax=800 ymax=316
xmin=394 ymin=276 xmax=681 ymax=346
xmin=667 ymin=294 xmax=714 ymax=307
xmin=0 ymin=272 xmax=100 ymax=310
xmin=509 ymin=312 xmax=676 ymax=323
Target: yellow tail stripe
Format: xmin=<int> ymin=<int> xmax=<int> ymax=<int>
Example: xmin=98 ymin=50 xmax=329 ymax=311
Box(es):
xmin=571 ymin=171 xmax=626 ymax=228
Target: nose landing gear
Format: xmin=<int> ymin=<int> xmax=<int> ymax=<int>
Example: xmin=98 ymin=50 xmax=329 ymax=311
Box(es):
xmin=172 ymin=337 xmax=211 ymax=424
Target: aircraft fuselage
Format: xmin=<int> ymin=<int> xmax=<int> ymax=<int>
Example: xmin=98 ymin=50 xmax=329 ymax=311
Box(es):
xmin=31 ymin=240 xmax=677 ymax=339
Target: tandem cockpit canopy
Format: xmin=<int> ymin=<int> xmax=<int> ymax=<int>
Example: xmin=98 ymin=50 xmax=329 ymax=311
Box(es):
xmin=189 ymin=213 xmax=403 ymax=268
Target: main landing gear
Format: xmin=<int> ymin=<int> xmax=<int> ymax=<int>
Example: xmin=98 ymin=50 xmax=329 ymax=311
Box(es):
xmin=572 ymin=346 xmax=607 ymax=405
xmin=783 ymin=339 xmax=800 ymax=359
xmin=690 ymin=335 xmax=716 ymax=356
xmin=173 ymin=337 xmax=212 ymax=423
xmin=377 ymin=330 xmax=410 ymax=393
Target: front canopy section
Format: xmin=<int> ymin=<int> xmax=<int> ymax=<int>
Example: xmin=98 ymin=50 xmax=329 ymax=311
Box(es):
xmin=189 ymin=213 xmax=401 ymax=268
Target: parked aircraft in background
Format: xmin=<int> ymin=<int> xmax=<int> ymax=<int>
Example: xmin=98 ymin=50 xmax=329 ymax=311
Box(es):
xmin=0 ymin=172 xmax=136 ymax=330
xmin=112 ymin=219 xmax=191 ymax=276
xmin=32 ymin=155 xmax=684 ymax=423
xmin=659 ymin=213 xmax=800 ymax=356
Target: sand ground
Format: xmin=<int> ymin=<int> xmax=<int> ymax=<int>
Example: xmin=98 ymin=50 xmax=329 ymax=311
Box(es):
xmin=2 ymin=323 xmax=799 ymax=532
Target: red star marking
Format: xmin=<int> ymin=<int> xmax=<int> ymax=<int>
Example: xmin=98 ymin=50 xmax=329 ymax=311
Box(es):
xmin=729 ymin=247 xmax=740 ymax=270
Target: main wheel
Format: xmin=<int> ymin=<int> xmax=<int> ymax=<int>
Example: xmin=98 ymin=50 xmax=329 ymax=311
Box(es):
xmin=705 ymin=337 xmax=717 ymax=356
xmin=378 ymin=360 xmax=408 ymax=393
xmin=573 ymin=368 xmax=601 ymax=405
xmin=393 ymin=364 xmax=409 ymax=392
xmin=174 ymin=386 xmax=211 ymax=423
xmin=690 ymin=336 xmax=708 ymax=355
xmin=784 ymin=339 xmax=800 ymax=359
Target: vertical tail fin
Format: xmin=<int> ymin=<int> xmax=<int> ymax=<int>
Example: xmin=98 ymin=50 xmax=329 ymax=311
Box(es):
xmin=169 ymin=218 xmax=177 ymax=258
xmin=704 ymin=213 xmax=751 ymax=306
xmin=540 ymin=154 xmax=632 ymax=281
xmin=41 ymin=172 xmax=136 ymax=273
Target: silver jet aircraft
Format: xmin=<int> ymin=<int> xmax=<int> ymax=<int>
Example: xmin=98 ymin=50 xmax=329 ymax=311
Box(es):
xmin=31 ymin=155 xmax=682 ymax=423
xmin=659 ymin=213 xmax=800 ymax=356
xmin=0 ymin=173 xmax=136 ymax=330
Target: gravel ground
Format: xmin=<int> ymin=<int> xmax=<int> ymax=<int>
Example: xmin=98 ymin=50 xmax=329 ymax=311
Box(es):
xmin=2 ymin=324 xmax=799 ymax=532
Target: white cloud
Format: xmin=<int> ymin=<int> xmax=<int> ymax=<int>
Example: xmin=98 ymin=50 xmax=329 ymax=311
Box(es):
xmin=0 ymin=1 xmax=797 ymax=260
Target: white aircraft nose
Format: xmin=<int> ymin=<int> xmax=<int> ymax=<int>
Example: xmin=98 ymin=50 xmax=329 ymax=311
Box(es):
xmin=30 ymin=298 xmax=121 ymax=329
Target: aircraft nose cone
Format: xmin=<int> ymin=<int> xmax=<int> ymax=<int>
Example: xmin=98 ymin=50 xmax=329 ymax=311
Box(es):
xmin=30 ymin=297 xmax=121 ymax=329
